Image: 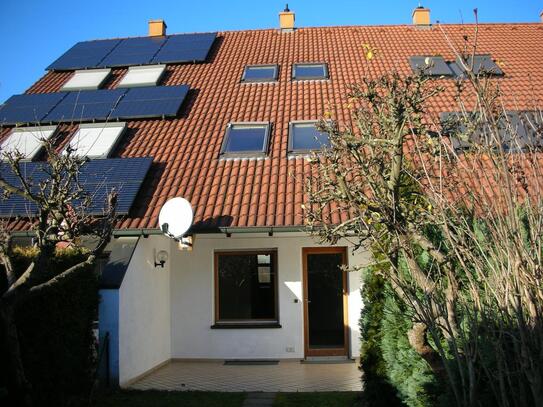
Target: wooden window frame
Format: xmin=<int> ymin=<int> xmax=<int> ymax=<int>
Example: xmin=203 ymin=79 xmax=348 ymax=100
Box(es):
xmin=213 ymin=249 xmax=280 ymax=327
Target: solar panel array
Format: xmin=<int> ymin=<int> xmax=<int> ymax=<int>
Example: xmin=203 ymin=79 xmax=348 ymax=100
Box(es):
xmin=0 ymin=93 xmax=67 ymax=125
xmin=43 ymin=89 xmax=127 ymax=123
xmin=441 ymin=111 xmax=542 ymax=152
xmin=98 ymin=37 xmax=166 ymax=68
xmin=409 ymin=56 xmax=453 ymax=76
xmin=109 ymin=85 xmax=189 ymax=119
xmin=47 ymin=32 xmax=217 ymax=71
xmin=0 ymin=85 xmax=189 ymax=125
xmin=151 ymin=33 xmax=217 ymax=64
xmin=0 ymin=157 xmax=153 ymax=217
xmin=47 ymin=39 xmax=122 ymax=71
xmin=457 ymin=55 xmax=504 ymax=76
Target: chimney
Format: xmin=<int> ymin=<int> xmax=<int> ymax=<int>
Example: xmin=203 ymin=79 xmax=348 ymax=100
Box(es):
xmin=540 ymin=10 xmax=543 ymax=22
xmin=148 ymin=19 xmax=167 ymax=36
xmin=279 ymin=4 xmax=295 ymax=32
xmin=412 ymin=6 xmax=431 ymax=27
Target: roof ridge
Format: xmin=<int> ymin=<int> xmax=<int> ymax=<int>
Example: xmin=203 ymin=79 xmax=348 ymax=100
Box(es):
xmin=77 ymin=21 xmax=542 ymax=43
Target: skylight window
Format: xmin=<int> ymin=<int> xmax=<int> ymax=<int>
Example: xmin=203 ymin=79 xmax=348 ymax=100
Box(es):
xmin=220 ymin=123 xmax=271 ymax=157
xmin=60 ymin=69 xmax=111 ymax=91
xmin=64 ymin=122 xmax=126 ymax=158
xmin=1 ymin=126 xmax=57 ymax=160
xmin=288 ymin=121 xmax=330 ymax=154
xmin=241 ymin=65 xmax=279 ymax=82
xmin=409 ymin=56 xmax=453 ymax=77
xmin=117 ymin=65 xmax=166 ymax=88
xmin=292 ymin=63 xmax=329 ymax=80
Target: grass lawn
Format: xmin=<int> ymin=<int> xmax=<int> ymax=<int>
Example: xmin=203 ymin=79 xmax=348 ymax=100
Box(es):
xmin=92 ymin=390 xmax=246 ymax=407
xmin=93 ymin=390 xmax=362 ymax=407
xmin=274 ymin=392 xmax=361 ymax=407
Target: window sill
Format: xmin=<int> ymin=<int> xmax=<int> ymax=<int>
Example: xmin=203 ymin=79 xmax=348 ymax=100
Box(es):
xmin=211 ymin=323 xmax=282 ymax=329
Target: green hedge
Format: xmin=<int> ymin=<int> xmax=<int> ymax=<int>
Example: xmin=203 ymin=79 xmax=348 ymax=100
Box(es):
xmin=359 ymin=257 xmax=438 ymax=407
xmin=359 ymin=263 xmax=404 ymax=407
xmin=8 ymin=247 xmax=99 ymax=406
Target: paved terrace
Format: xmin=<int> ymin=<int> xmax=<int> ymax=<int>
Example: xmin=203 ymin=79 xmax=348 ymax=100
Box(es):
xmin=129 ymin=360 xmax=362 ymax=392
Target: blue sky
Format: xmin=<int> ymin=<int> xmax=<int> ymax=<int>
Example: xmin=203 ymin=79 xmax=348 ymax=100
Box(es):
xmin=0 ymin=1 xmax=540 ymax=102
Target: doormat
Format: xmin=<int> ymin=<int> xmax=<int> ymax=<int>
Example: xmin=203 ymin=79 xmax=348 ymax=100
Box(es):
xmin=224 ymin=360 xmax=279 ymax=366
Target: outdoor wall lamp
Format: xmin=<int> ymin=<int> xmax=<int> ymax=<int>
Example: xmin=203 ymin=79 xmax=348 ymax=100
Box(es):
xmin=154 ymin=250 xmax=169 ymax=268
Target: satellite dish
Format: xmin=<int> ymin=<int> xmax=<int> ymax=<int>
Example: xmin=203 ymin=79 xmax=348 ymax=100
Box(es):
xmin=158 ymin=197 xmax=193 ymax=240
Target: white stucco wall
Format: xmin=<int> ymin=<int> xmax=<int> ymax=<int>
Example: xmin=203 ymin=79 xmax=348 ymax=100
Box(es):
xmin=169 ymin=233 xmax=369 ymax=360
xmin=118 ymin=235 xmax=171 ymax=385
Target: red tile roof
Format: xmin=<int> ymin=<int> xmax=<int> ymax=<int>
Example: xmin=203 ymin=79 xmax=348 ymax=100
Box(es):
xmin=4 ymin=23 xmax=543 ymax=232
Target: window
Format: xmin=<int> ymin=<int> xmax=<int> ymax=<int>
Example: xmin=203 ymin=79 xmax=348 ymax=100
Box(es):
xmin=292 ymin=63 xmax=328 ymax=80
xmin=1 ymin=126 xmax=57 ymax=160
xmin=241 ymin=64 xmax=279 ymax=82
xmin=220 ymin=123 xmax=271 ymax=157
xmin=117 ymin=65 xmax=166 ymax=88
xmin=64 ymin=122 xmax=126 ymax=158
xmin=288 ymin=121 xmax=330 ymax=154
xmin=409 ymin=56 xmax=453 ymax=77
xmin=215 ymin=251 xmax=278 ymax=325
xmin=61 ymin=69 xmax=111 ymax=91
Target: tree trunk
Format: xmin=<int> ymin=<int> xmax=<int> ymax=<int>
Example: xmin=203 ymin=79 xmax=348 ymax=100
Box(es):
xmin=0 ymin=304 xmax=33 ymax=407
xmin=408 ymin=322 xmax=446 ymax=378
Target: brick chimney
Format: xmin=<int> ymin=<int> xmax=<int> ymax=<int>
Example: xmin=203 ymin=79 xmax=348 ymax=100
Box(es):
xmin=279 ymin=4 xmax=295 ymax=32
xmin=149 ymin=19 xmax=167 ymax=36
xmin=412 ymin=6 xmax=431 ymax=27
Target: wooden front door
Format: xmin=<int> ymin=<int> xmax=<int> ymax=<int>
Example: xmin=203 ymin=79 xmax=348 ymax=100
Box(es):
xmin=302 ymin=247 xmax=349 ymax=357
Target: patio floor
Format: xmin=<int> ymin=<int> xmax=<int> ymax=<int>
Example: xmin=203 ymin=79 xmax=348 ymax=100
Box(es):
xmin=128 ymin=359 xmax=363 ymax=392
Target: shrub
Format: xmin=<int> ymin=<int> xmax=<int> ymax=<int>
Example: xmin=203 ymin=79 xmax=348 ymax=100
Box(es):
xmin=11 ymin=247 xmax=99 ymax=406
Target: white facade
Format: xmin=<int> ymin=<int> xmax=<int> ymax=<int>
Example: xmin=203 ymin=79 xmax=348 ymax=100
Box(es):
xmin=114 ymin=232 xmax=369 ymax=386
xmin=118 ymin=235 xmax=171 ymax=384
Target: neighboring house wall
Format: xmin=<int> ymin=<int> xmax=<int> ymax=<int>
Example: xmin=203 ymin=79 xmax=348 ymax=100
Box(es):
xmin=169 ymin=233 xmax=368 ymax=360
xmin=118 ymin=235 xmax=171 ymax=385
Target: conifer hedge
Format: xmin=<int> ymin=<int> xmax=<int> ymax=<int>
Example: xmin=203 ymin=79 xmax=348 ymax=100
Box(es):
xmin=6 ymin=247 xmax=99 ymax=406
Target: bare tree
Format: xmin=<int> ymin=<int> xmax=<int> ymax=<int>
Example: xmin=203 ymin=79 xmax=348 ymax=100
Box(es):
xmin=0 ymin=136 xmax=117 ymax=407
xmin=305 ymin=24 xmax=543 ymax=407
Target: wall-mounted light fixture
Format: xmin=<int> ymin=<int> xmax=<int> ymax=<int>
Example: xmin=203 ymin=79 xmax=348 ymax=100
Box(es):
xmin=154 ymin=250 xmax=169 ymax=268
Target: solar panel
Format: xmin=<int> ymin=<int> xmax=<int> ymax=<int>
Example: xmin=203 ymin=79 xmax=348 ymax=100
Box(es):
xmin=43 ymin=89 xmax=127 ymax=123
xmin=409 ymin=56 xmax=453 ymax=76
xmin=110 ymin=85 xmax=189 ymax=119
xmin=0 ymin=93 xmax=67 ymax=125
xmin=47 ymin=39 xmax=122 ymax=71
xmin=0 ymin=157 xmax=153 ymax=217
xmin=98 ymin=37 xmax=167 ymax=68
xmin=152 ymin=32 xmax=217 ymax=64
xmin=456 ymin=55 xmax=504 ymax=76
xmin=441 ymin=111 xmax=542 ymax=152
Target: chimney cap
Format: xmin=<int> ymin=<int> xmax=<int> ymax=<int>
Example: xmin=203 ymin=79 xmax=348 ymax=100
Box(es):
xmin=279 ymin=5 xmax=295 ymax=31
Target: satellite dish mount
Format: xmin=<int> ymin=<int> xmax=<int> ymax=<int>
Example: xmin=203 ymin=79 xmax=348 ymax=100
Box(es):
xmin=158 ymin=197 xmax=194 ymax=249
